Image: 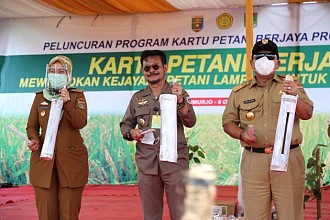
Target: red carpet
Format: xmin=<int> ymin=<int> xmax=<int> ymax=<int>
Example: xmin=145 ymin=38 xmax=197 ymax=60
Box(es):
xmin=0 ymin=185 xmax=329 ymax=219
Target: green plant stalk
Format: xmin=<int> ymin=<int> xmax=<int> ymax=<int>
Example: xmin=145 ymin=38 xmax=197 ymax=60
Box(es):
xmin=304 ymin=144 xmax=329 ymax=220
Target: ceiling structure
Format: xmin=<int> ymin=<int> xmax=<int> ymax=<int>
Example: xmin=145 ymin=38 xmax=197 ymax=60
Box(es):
xmin=0 ymin=0 xmax=328 ymax=19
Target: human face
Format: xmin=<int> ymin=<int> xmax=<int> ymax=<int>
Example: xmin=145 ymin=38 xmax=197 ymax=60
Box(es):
xmin=46 ymin=61 xmax=69 ymax=91
xmin=142 ymin=56 xmax=167 ymax=85
xmin=250 ymin=50 xmax=280 ymax=77
xmin=47 ymin=61 xmax=68 ymax=75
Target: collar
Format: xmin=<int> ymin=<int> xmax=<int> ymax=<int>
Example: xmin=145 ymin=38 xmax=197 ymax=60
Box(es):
xmin=273 ymin=74 xmax=282 ymax=82
xmin=140 ymin=81 xmax=172 ymax=97
xmin=249 ymin=74 xmax=282 ymax=88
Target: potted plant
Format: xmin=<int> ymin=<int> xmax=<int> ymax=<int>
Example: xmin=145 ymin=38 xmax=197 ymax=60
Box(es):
xmin=304 ymin=144 xmax=329 ymax=220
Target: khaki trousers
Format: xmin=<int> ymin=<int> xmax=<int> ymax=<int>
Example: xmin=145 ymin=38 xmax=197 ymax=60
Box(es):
xmin=241 ymin=147 xmax=305 ymax=220
xmin=137 ymin=169 xmax=186 ymax=220
xmin=33 ymin=167 xmax=85 ymax=220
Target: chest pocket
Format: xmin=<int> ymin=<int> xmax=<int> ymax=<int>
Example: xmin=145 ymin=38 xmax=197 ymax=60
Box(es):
xmin=271 ymin=94 xmax=282 ymax=116
xmin=239 ymin=100 xmax=262 ymax=123
xmin=135 ymin=108 xmax=150 ymax=129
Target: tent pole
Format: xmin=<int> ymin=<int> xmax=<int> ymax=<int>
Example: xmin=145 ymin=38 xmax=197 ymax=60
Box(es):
xmin=246 ymin=0 xmax=253 ymax=80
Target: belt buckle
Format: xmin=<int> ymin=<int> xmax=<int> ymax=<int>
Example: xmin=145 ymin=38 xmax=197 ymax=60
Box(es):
xmin=265 ymin=147 xmax=273 ymax=154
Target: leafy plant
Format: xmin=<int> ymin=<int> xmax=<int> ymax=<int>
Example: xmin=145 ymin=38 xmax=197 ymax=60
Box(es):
xmin=187 ymin=137 xmax=205 ymax=164
xmin=304 ymin=144 xmax=329 ymax=220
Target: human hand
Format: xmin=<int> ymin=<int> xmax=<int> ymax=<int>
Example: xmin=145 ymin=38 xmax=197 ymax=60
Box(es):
xmin=241 ymin=131 xmax=256 ymax=145
xmin=59 ymin=88 xmax=70 ymax=103
xmin=282 ymin=80 xmax=298 ymax=96
xmin=247 ymin=125 xmax=254 ymax=137
xmin=28 ymin=140 xmax=40 ymax=152
xmin=130 ymin=129 xmax=145 ymax=141
xmin=171 ymin=81 xmax=183 ymax=103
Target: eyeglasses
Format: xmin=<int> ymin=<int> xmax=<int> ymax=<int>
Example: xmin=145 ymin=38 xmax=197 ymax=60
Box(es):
xmin=143 ymin=64 xmax=160 ymax=72
xmin=254 ymin=53 xmax=276 ymax=60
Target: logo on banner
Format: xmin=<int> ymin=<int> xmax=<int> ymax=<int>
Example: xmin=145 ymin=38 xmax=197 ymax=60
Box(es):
xmin=216 ymin=13 xmax=233 ymax=29
xmin=244 ymin=13 xmax=258 ymax=27
xmin=192 ymin=16 xmax=204 ymax=32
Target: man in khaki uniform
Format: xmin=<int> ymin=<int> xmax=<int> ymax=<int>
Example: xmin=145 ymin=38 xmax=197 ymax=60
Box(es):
xmin=27 ymin=55 xmax=88 ymax=220
xmin=222 ymin=39 xmax=313 ymax=220
xmin=120 ymin=50 xmax=196 ymax=220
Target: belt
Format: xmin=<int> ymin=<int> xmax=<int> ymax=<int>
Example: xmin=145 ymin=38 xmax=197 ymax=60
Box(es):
xmin=244 ymin=144 xmax=300 ymax=154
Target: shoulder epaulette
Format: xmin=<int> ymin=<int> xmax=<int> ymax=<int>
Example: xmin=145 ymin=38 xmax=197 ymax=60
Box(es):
xmin=233 ymin=80 xmax=251 ymax=92
xmin=136 ymin=88 xmax=144 ymax=93
xmin=136 ymin=87 xmax=151 ymax=97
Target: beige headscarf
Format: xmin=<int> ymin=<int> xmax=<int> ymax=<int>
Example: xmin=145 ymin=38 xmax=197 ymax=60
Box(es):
xmin=48 ymin=55 xmax=72 ymax=86
xmin=43 ymin=55 xmax=73 ymax=101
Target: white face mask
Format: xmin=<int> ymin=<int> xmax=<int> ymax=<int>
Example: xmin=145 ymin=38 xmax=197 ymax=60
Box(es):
xmin=254 ymin=56 xmax=275 ymax=75
xmin=48 ymin=73 xmax=68 ymax=90
xmin=141 ymin=132 xmax=159 ymax=145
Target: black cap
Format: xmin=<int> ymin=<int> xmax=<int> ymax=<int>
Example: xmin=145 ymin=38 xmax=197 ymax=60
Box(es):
xmin=252 ymin=39 xmax=279 ymax=59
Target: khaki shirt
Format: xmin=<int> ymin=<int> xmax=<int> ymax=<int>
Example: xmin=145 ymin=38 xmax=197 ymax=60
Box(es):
xmin=120 ymin=81 xmax=196 ymax=175
xmin=222 ymin=74 xmax=313 ymax=148
xmin=26 ymin=89 xmax=89 ymax=188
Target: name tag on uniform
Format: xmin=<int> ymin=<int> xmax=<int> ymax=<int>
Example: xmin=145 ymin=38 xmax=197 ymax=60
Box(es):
xmin=151 ymin=115 xmax=161 ymax=129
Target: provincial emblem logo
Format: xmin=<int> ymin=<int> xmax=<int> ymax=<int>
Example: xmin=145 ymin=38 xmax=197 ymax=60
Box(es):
xmin=244 ymin=13 xmax=258 ymax=27
xmin=192 ymin=16 xmax=204 ymax=32
xmin=216 ymin=13 xmax=233 ymax=29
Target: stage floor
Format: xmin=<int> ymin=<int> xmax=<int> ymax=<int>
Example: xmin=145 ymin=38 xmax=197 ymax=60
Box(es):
xmin=0 ymin=185 xmax=329 ymax=219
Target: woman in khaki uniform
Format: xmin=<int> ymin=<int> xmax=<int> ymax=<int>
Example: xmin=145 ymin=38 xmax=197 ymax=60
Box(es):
xmin=26 ymin=55 xmax=88 ymax=220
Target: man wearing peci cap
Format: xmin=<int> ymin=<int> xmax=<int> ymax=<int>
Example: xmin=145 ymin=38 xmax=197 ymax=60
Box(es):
xmin=222 ymin=39 xmax=313 ymax=220
xmin=26 ymin=55 xmax=89 ymax=219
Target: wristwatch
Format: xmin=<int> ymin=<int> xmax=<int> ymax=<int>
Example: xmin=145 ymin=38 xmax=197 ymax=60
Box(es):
xmin=177 ymin=99 xmax=186 ymax=109
xmin=126 ymin=129 xmax=133 ymax=140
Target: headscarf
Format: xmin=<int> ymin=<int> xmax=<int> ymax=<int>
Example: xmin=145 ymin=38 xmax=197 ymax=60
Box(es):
xmin=43 ymin=55 xmax=73 ymax=101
